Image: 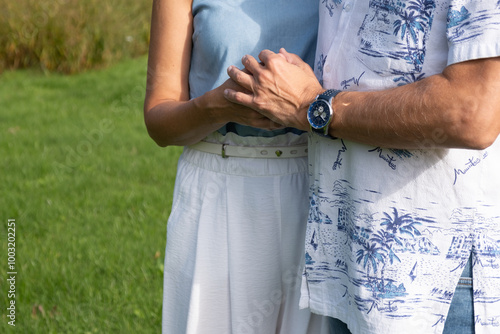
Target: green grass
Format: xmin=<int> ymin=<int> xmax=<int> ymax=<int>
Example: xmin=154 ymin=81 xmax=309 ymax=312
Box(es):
xmin=0 ymin=56 xmax=183 ymax=333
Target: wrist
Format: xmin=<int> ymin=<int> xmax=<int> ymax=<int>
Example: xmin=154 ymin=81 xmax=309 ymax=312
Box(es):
xmin=297 ymin=85 xmax=326 ymax=131
xmin=195 ymin=90 xmax=229 ymax=127
xmin=304 ymin=85 xmax=326 ymax=109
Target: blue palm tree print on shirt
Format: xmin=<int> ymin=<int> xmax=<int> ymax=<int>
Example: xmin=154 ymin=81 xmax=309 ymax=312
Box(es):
xmin=357 ymin=0 xmax=436 ymax=76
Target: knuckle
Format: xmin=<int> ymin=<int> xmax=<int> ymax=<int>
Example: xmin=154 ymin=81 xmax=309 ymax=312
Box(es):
xmin=225 ymin=90 xmax=238 ymax=102
xmin=227 ymin=91 xmax=237 ymax=101
xmin=259 ymin=70 xmax=272 ymax=82
xmin=265 ymin=54 xmax=281 ymax=67
xmin=232 ymin=71 xmax=247 ymax=85
xmin=233 ymin=70 xmax=244 ymax=82
xmin=252 ymin=96 xmax=263 ymax=107
xmin=232 ymin=92 xmax=243 ymax=103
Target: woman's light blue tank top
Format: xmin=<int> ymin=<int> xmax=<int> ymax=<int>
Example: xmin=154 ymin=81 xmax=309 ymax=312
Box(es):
xmin=189 ymin=0 xmax=319 ymax=137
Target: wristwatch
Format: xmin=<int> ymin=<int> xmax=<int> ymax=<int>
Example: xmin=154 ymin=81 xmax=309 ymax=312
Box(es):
xmin=307 ymin=89 xmax=341 ymax=136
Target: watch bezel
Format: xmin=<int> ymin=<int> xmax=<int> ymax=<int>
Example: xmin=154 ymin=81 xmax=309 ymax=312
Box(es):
xmin=307 ymin=99 xmax=333 ymax=130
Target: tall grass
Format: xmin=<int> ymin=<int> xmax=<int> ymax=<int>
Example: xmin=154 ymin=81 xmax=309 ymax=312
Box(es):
xmin=0 ymin=0 xmax=152 ymax=74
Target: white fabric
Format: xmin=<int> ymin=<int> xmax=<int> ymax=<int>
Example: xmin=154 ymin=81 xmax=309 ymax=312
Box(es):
xmin=301 ymin=1 xmax=500 ymax=334
xmin=162 ymin=133 xmax=329 ymax=334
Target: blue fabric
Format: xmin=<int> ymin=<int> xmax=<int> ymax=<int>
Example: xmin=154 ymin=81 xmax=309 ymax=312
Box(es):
xmin=443 ymin=256 xmax=474 ymax=334
xmin=189 ymin=0 xmax=318 ymax=137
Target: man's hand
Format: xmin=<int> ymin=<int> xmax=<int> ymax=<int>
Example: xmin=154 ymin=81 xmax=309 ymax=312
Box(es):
xmin=224 ymin=48 xmax=324 ymax=131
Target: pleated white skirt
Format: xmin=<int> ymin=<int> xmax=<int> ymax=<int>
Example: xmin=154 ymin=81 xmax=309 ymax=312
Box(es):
xmin=162 ymin=133 xmax=329 ymax=334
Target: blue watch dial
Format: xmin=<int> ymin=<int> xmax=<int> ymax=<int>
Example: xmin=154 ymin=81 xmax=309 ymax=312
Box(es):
xmin=308 ymin=100 xmax=331 ymax=129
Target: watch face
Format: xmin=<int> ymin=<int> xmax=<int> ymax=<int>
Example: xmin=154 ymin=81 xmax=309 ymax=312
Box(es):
xmin=307 ymin=100 xmax=331 ymax=129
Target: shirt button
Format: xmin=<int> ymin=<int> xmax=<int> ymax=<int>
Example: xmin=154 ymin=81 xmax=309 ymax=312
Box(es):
xmin=344 ymin=3 xmax=352 ymax=11
xmin=324 ymin=64 xmax=331 ymax=73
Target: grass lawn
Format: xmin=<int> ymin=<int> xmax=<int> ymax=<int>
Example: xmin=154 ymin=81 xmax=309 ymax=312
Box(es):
xmin=0 ymin=56 xmax=182 ymax=333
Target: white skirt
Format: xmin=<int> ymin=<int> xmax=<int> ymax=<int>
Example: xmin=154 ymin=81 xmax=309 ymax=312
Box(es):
xmin=162 ymin=133 xmax=329 ymax=334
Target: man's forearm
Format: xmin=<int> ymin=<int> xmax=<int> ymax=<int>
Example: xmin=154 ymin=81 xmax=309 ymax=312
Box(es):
xmin=330 ymin=59 xmax=500 ymax=150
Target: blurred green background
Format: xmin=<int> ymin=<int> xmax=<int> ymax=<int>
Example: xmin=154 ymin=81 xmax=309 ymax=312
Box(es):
xmin=1 ymin=1 xmax=183 ymax=332
xmin=0 ymin=0 xmax=151 ymax=74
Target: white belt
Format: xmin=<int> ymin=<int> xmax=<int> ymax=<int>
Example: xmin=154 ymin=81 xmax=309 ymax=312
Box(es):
xmin=189 ymin=141 xmax=308 ymax=158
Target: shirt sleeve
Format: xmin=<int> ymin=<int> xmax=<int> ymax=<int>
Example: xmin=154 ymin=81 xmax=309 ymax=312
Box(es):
xmin=446 ymin=1 xmax=500 ymax=65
